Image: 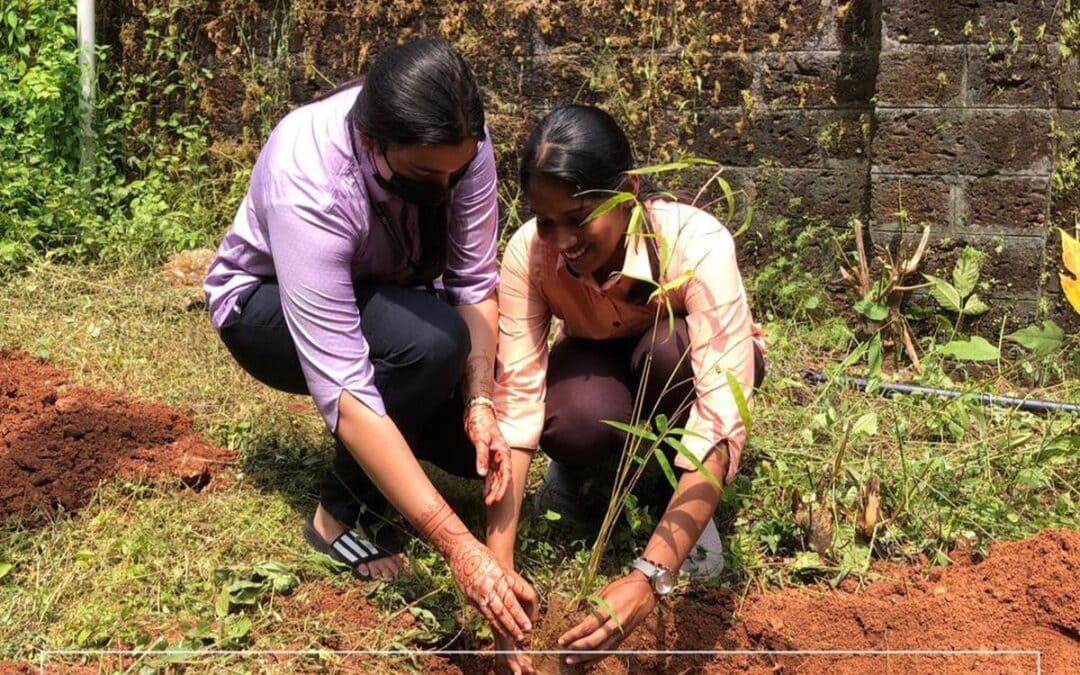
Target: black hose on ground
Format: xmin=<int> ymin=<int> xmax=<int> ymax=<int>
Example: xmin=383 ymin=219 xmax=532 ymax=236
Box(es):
xmin=802 ymin=371 xmax=1080 ymax=415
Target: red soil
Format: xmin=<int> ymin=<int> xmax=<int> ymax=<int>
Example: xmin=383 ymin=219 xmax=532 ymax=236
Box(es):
xmin=0 ymin=352 xmax=233 ymax=525
xmin=1 ymin=353 xmax=1076 ymax=673
xmin=606 ymin=528 xmax=1079 ymax=674
xmin=250 ymin=529 xmax=1080 ymax=674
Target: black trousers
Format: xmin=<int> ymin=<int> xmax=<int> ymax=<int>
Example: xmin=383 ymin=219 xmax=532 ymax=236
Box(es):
xmin=218 ymin=281 xmax=477 ymax=527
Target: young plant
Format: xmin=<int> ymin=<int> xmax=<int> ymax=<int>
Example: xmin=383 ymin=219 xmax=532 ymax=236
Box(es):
xmin=839 ymin=217 xmax=930 ymax=372
xmin=927 ymin=247 xmax=999 ymax=363
xmin=572 ymin=158 xmax=754 ymax=597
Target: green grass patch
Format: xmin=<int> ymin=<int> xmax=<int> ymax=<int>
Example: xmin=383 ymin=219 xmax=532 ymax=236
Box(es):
xmin=0 ymin=261 xmax=1077 ymax=664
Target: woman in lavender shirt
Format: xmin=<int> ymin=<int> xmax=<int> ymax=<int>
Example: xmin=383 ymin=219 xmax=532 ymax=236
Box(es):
xmin=204 ymin=38 xmax=535 ymax=642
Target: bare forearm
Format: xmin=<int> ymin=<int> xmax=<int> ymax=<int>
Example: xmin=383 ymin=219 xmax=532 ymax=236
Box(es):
xmin=455 ymin=296 xmax=498 ymax=400
xmin=336 ymin=391 xmax=474 ymax=551
xmin=486 ymin=448 xmax=534 ymax=568
xmin=642 ymin=445 xmax=729 ymax=570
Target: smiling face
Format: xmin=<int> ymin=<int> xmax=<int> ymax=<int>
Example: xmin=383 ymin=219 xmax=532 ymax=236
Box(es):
xmin=525 ymin=172 xmax=636 ymax=279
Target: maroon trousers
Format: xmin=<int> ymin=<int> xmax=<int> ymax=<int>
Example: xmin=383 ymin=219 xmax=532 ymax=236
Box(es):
xmin=540 ymin=318 xmax=764 ymax=491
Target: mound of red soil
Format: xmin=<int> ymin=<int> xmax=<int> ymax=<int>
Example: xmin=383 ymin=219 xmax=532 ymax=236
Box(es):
xmin=0 ymin=352 xmax=234 ymax=525
xmin=601 ymin=528 xmax=1079 ymax=674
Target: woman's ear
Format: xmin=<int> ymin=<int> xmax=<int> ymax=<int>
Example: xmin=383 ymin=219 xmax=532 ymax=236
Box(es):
xmin=357 ymin=130 xmax=376 ymax=152
xmin=626 ymin=173 xmax=641 ymax=198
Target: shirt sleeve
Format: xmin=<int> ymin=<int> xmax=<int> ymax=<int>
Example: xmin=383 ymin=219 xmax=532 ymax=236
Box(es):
xmin=443 ymin=134 xmax=499 ymax=306
xmin=493 ymin=223 xmax=552 ymax=450
xmin=263 ymin=170 xmax=387 ymax=433
xmin=669 ymin=210 xmax=757 ymax=484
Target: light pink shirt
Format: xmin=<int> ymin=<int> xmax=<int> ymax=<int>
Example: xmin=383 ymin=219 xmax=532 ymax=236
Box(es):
xmin=493 ymin=199 xmax=763 ymax=483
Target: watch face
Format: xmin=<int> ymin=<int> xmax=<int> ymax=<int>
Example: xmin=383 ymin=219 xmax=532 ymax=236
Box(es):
xmin=654 ymin=569 xmax=676 ymax=595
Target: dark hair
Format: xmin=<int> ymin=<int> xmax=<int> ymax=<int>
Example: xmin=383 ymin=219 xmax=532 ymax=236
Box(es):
xmin=520 ymin=105 xmax=634 ymax=194
xmin=351 ymin=37 xmax=486 ymax=283
xmin=354 ymin=37 xmax=486 ymax=148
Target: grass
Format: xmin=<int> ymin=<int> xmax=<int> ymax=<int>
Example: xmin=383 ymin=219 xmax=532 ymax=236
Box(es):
xmin=1 ymin=260 xmax=1078 ymax=669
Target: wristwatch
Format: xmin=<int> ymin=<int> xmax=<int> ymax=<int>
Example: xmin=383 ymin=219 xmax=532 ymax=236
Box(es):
xmin=632 ymin=557 xmax=676 ymax=596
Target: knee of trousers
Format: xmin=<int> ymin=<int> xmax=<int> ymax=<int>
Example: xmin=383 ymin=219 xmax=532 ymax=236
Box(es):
xmin=540 ymin=401 xmax=627 ymax=468
xmin=411 ymin=309 xmax=471 ymax=392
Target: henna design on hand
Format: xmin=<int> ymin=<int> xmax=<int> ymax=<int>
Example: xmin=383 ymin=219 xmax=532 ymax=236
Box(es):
xmin=414 ymin=498 xmax=532 ymax=640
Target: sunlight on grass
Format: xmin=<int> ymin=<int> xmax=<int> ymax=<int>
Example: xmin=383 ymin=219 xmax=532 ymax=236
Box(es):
xmin=1 ymin=261 xmax=1077 ymax=666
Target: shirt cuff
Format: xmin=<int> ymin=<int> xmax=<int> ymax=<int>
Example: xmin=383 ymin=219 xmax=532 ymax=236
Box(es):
xmin=496 ymin=404 xmax=544 ymax=451
xmin=674 ymin=430 xmax=744 ymax=485
xmin=444 ymin=276 xmax=498 ymax=307
xmin=317 ymin=380 xmax=388 ymax=435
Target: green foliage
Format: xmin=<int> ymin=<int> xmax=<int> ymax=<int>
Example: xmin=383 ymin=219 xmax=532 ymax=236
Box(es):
xmin=938 ymin=336 xmax=1000 ymax=362
xmin=0 ymin=0 xmax=231 ymax=271
xmin=728 ymin=334 xmax=1080 ymax=588
xmin=1006 ymin=320 xmax=1065 ymax=359
xmin=924 ymin=248 xmax=989 ymax=317
xmin=746 ymin=217 xmax=833 ymax=321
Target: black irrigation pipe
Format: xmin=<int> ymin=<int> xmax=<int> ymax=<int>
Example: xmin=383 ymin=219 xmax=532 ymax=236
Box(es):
xmin=802 ymin=371 xmax=1080 ymax=415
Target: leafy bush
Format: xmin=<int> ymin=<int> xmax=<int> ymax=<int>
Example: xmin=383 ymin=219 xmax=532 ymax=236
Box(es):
xmin=0 ymin=0 xmax=233 ymax=271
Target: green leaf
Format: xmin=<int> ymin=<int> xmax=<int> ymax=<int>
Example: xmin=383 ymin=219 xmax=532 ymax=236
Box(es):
xmin=626 ymin=157 xmax=719 ymax=175
xmin=626 ymin=203 xmax=645 ymax=238
xmin=715 ymin=176 xmax=735 ymax=224
xmin=792 ymin=551 xmax=823 ymax=571
xmin=854 ymin=298 xmax=889 ymax=321
xmin=924 ymin=274 xmax=963 ymax=312
xmin=587 ymin=594 xmax=624 ymax=632
xmin=647 ymin=270 xmax=693 ymax=303
xmin=939 ymin=336 xmax=1000 ymax=362
xmin=215 ymin=587 xmax=231 ymax=618
xmin=732 ymin=204 xmax=754 ymax=239
xmin=663 ymin=437 xmax=723 ymax=489
xmin=0 ymin=562 xmax=11 ymax=581
xmin=224 ymin=579 xmax=266 ymax=605
xmin=1006 ymin=320 xmax=1064 ymax=357
xmin=223 ymin=616 xmax=252 ymax=642
xmin=850 ymin=412 xmax=878 ymax=437
xmin=602 ymin=419 xmax=658 ymax=442
xmin=584 ymin=192 xmax=636 ymax=225
xmin=654 ymin=414 xmax=669 ymax=434
xmin=543 ymin=510 xmax=562 ymax=521
xmin=724 ymin=370 xmax=753 ymax=437
xmin=253 ymin=561 xmax=299 ymax=594
xmin=867 ymin=333 xmax=882 ymax=379
xmin=952 ymin=247 xmax=983 ymax=298
xmin=961 ymin=294 xmax=989 ymax=316
xmin=652 ymin=447 xmax=679 ymax=489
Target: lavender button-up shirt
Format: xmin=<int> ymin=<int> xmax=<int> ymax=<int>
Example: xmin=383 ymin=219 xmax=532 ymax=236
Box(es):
xmin=204 ymin=84 xmax=499 ymax=433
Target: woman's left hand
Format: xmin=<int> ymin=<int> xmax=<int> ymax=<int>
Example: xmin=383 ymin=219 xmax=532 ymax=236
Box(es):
xmin=465 ymin=403 xmax=512 ymax=505
xmin=558 ymin=571 xmax=657 ymax=667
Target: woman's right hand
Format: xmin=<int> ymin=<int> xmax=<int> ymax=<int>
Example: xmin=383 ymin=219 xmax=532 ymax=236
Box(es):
xmin=446 ymin=538 xmax=537 ymax=642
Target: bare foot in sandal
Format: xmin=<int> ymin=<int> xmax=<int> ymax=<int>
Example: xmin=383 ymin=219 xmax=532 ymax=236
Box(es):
xmin=309 ymin=504 xmax=404 ymax=580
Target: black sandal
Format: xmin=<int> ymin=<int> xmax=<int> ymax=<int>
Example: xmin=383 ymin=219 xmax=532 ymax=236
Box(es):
xmin=303 ymin=513 xmax=403 ymax=574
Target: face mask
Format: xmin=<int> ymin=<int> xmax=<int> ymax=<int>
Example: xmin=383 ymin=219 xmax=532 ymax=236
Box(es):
xmin=373 ymin=153 xmax=471 ymax=208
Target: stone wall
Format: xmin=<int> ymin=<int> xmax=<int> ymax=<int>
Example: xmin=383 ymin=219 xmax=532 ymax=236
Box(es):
xmin=102 ymin=0 xmax=1080 ymax=330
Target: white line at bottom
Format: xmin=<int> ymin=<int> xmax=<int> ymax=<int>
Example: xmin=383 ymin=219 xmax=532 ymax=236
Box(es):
xmin=38 ymin=648 xmax=1042 ymax=675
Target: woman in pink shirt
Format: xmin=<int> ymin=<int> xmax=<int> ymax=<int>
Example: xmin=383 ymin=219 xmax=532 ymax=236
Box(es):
xmin=204 ymin=38 xmax=534 ymax=643
xmin=490 ymin=105 xmax=765 ymax=670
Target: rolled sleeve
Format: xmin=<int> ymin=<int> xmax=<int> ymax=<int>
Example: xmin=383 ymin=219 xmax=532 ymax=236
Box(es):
xmin=264 ymin=172 xmax=386 ymax=432
xmin=493 ymin=223 xmax=551 ymax=450
xmin=444 ymin=135 xmax=499 ymax=306
xmin=671 ymin=214 xmax=757 ymax=484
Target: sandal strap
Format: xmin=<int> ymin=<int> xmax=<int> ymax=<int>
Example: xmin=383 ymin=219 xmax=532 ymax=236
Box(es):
xmin=330 ymin=530 xmax=389 ymax=564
